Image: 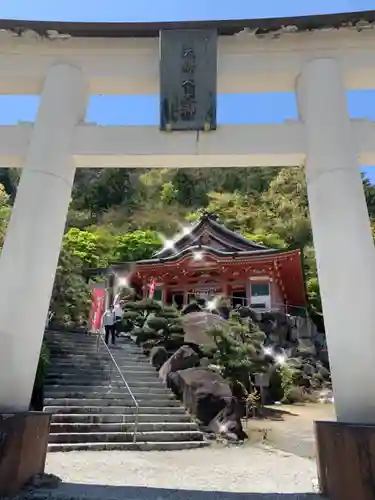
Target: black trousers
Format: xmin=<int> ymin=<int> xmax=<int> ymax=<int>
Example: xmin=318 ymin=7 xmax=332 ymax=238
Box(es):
xmin=115 ymin=317 xmax=122 ymax=336
xmin=104 ymin=325 xmax=116 ymax=345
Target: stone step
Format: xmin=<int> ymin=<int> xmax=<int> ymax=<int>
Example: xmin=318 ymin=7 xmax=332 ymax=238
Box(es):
xmin=46 ymin=340 xmax=140 ymax=349
xmin=43 ymin=332 xmax=205 ymax=450
xmin=50 ymin=413 xmax=191 ymax=424
xmin=47 ymin=440 xmax=208 ymax=452
xmin=48 ymin=358 xmax=149 ymax=367
xmin=48 ymin=353 xmax=147 ymax=361
xmin=45 ymin=381 xmax=164 ymax=391
xmin=47 ymin=368 xmax=152 ymax=377
xmin=44 ymin=398 xmax=181 ymax=407
xmin=50 ymin=422 xmax=198 ymax=433
xmin=47 ymin=336 xmax=135 ymax=344
xmin=48 ymin=358 xmax=150 ymax=366
xmin=45 ymin=385 xmax=174 ymax=399
xmin=45 ymin=374 xmax=161 ymax=384
xmin=46 ymin=336 xmax=123 ymax=343
xmin=45 ymin=341 xmax=98 ymax=347
xmin=44 ymin=389 xmax=175 ymax=400
xmin=45 ymin=382 xmax=167 ymax=392
xmin=45 ymin=405 xmax=187 ymax=415
xmin=48 ymin=430 xmax=203 ymax=444
xmin=47 ymin=368 xmax=155 ymax=378
xmin=45 ymin=373 xmax=160 ymax=383
xmin=45 ymin=339 xmax=96 ymax=345
xmin=48 ymin=351 xmax=148 ymax=359
xmin=45 ymin=335 xmax=93 ymax=339
xmin=48 ymin=344 xmax=143 ymax=350
xmin=47 ymin=363 xmax=152 ymax=371
xmin=48 ymin=345 xmax=144 ymax=354
xmin=45 ymin=392 xmax=177 ymax=406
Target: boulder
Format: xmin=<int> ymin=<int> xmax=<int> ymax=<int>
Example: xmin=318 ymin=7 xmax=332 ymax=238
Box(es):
xmin=207 ymin=401 xmax=247 ymax=441
xmin=159 ymin=346 xmax=200 ymax=384
xmin=181 ymin=303 xmax=203 ymax=315
xmin=316 ymin=362 xmax=330 ymax=379
xmin=297 ymin=338 xmax=317 ymax=355
xmin=149 ymin=345 xmax=169 ymax=370
xmin=200 ymin=357 xmax=210 ymax=367
xmin=166 ymin=367 xmax=241 ymax=432
xmin=181 ymin=311 xmax=226 ymax=348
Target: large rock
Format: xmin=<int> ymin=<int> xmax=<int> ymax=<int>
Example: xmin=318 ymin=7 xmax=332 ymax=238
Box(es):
xmin=207 ymin=401 xmax=247 ymax=441
xmin=167 ymin=367 xmax=244 ymax=439
xmin=149 ymin=345 xmax=169 ymax=370
xmin=181 ymin=303 xmax=203 ymax=315
xmin=297 ymin=338 xmax=317 ymax=355
xmin=159 ymin=345 xmax=200 ymax=384
xmin=181 ymin=311 xmax=226 ymax=348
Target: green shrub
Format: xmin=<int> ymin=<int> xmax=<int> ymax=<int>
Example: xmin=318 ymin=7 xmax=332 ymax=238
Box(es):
xmin=121 ymin=299 xmax=184 ymax=347
xmin=205 ymin=311 xmax=270 ymax=390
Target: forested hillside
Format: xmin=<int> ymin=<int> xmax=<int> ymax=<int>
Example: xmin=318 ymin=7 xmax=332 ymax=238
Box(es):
xmin=1 ymin=165 xmax=375 ymax=325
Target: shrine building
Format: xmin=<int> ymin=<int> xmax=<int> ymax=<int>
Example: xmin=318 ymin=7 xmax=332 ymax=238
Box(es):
xmin=108 ymin=212 xmax=306 ymax=313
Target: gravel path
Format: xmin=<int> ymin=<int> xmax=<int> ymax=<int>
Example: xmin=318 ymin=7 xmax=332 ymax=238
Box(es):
xmin=25 ymin=445 xmax=324 ymax=500
xmin=249 ymin=404 xmax=335 ymax=459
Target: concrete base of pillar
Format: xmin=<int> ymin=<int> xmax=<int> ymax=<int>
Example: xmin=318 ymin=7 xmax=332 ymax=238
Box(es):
xmin=315 ymin=420 xmax=375 ymax=500
xmin=0 ymin=412 xmax=51 ymax=496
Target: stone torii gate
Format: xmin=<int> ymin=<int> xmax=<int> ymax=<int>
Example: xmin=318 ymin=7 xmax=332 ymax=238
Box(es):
xmin=1 ymin=11 xmax=375 ymax=497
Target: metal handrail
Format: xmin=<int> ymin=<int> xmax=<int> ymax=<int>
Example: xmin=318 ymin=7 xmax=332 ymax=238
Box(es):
xmin=96 ymin=333 xmax=140 ymax=443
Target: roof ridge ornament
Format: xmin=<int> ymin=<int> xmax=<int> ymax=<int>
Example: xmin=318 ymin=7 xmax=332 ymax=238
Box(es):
xmin=200 ymin=210 xmax=219 ymax=222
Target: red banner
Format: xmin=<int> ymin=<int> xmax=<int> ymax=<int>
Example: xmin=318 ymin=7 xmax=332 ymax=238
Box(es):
xmin=89 ymin=288 xmax=105 ymax=331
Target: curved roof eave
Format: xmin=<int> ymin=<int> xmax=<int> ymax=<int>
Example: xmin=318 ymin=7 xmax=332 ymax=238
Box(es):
xmin=0 ymin=10 xmax=374 ymax=38
xmin=136 ymin=244 xmax=298 ymax=265
xmin=153 ymin=216 xmax=271 ymax=259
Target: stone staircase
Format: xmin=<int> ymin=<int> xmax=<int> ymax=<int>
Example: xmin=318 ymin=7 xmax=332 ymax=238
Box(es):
xmin=43 ymin=331 xmax=206 ymax=451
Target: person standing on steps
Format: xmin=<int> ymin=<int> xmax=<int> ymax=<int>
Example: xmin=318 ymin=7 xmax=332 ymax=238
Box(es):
xmin=101 ymin=304 xmax=116 ymax=345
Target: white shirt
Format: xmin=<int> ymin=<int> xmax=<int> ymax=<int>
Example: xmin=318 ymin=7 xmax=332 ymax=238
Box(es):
xmin=102 ymin=310 xmax=116 ymax=326
xmin=114 ymin=304 xmax=123 ymax=318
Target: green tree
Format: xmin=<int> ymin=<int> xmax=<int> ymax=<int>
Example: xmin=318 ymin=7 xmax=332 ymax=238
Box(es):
xmin=362 ymin=174 xmax=375 ymax=220
xmin=64 ymin=227 xmax=115 ymax=269
xmin=243 ymin=231 xmax=287 ymax=249
xmin=172 ymin=170 xmax=209 ymax=207
xmin=161 ymin=180 xmax=178 ymax=205
xmin=255 ymin=167 xmax=311 ymax=250
xmin=0 ymin=168 xmax=19 ymax=201
xmin=73 ymin=168 xmax=137 ymax=217
xmin=50 ymin=243 xmax=91 ymax=327
xmin=0 ymin=183 xmax=12 ymax=248
xmin=114 ymin=230 xmax=162 ymax=262
xmin=189 ymin=191 xmax=257 ymax=233
xmin=307 ymin=277 xmax=322 ymax=316
xmin=205 ymin=311 xmax=268 ymax=389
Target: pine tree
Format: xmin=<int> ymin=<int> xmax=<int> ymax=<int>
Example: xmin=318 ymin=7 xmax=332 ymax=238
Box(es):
xmin=204 ymin=311 xmax=270 ymax=389
xmin=121 ymin=299 xmax=184 ymax=349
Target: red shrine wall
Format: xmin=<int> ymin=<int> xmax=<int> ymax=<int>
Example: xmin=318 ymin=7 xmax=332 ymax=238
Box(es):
xmin=112 ymin=263 xmax=290 ymax=311
xmin=270 ymin=279 xmax=285 ymax=311
xmin=159 ymin=276 xmax=287 ymax=311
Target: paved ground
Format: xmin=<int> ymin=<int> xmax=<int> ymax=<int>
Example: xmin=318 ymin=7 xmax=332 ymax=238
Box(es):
xmin=247 ymin=403 xmax=336 ymax=459
xmin=23 ymin=445 xmax=324 ymax=500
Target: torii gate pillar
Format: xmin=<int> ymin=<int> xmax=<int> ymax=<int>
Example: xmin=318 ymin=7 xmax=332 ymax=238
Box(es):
xmin=0 ymin=64 xmax=87 ymax=412
xmin=299 ymin=58 xmax=375 ymax=499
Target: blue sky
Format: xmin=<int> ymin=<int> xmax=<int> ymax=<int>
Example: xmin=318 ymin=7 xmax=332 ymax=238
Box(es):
xmin=1 ymin=1 xmax=375 ymax=180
